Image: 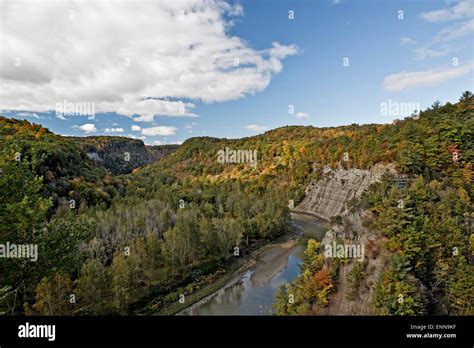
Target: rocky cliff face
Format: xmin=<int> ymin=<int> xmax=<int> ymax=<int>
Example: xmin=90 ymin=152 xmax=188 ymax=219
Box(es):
xmin=146 ymin=144 xmax=180 ymax=162
xmin=295 ymin=163 xmax=410 ymax=315
xmin=68 ymin=136 xmax=179 ymax=175
xmin=295 ymin=163 xmax=397 ymax=221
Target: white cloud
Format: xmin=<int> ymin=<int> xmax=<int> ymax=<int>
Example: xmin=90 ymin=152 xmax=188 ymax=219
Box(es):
xmin=104 ymin=127 xmax=124 ymax=133
xmin=131 ymin=125 xmax=142 ymax=132
xmin=414 ymin=47 xmax=449 ymax=60
xmin=383 ymin=61 xmax=474 ymax=91
xmin=126 ymin=134 xmax=146 ymax=140
xmin=243 ymin=124 xmax=267 ymax=132
xmin=400 ymin=37 xmax=416 ymax=45
xmin=117 ymin=99 xmax=197 ymax=123
xmin=295 ymin=112 xmax=310 ymax=119
xmin=141 ymin=126 xmax=177 ymax=136
xmin=415 ymin=1 xmax=473 ymax=62
xmin=148 ymin=139 xmax=182 ymax=146
xmin=0 ymin=1 xmax=298 ymax=122
xmin=16 ymin=112 xmax=39 ymax=119
xmin=331 ymin=0 xmax=342 ymax=5
xmin=420 ymin=0 xmax=474 ymax=23
xmin=76 ymin=123 xmax=97 ymax=134
xmin=435 ymin=18 xmax=474 ymax=42
xmin=418 ymin=0 xmax=474 ymax=45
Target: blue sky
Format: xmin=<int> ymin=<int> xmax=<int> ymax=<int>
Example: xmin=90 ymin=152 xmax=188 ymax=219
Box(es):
xmin=1 ymin=0 xmax=473 ymax=144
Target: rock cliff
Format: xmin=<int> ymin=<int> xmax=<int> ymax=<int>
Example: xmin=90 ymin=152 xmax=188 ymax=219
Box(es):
xmin=67 ymin=136 xmax=179 ymax=174
xmin=295 ymin=163 xmax=397 ymax=220
xmin=295 ymin=163 xmax=415 ymax=315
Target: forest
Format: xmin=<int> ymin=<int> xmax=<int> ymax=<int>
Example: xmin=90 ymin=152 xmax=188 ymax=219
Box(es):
xmin=0 ymin=91 xmax=472 ymax=315
xmin=275 ymin=92 xmax=473 ymax=315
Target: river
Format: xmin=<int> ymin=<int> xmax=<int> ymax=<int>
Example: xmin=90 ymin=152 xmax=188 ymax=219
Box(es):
xmin=181 ymin=213 xmax=327 ymax=315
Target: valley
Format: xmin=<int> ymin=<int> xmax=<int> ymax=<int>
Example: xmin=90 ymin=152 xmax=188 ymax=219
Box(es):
xmin=0 ymin=92 xmax=472 ymax=316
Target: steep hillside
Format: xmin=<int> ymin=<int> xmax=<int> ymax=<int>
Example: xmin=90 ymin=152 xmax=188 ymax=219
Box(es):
xmin=68 ymin=136 xmax=179 ymax=175
xmin=274 ymin=93 xmax=473 ymax=316
xmin=0 ymin=117 xmax=178 ymax=210
xmin=146 ymin=144 xmax=180 ymax=163
xmin=132 ymin=91 xmax=473 ymax=204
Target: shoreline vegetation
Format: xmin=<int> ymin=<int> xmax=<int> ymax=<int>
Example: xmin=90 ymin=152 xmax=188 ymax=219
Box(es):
xmin=157 ymin=228 xmax=304 ymax=315
xmin=167 ymin=212 xmax=326 ymax=316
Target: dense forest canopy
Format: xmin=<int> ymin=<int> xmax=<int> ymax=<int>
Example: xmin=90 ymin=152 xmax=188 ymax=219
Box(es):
xmin=0 ymin=91 xmax=472 ymax=315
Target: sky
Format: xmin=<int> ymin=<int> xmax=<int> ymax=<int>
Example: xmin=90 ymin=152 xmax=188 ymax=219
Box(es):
xmin=0 ymin=0 xmax=473 ymax=145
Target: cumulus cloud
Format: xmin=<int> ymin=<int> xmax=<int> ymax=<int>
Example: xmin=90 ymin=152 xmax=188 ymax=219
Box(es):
xmin=127 ymin=134 xmax=146 ymax=140
xmin=131 ymin=125 xmax=142 ymax=132
xmin=149 ymin=139 xmax=182 ymax=145
xmin=116 ymin=99 xmax=197 ymax=123
xmin=75 ymin=123 xmax=97 ymax=134
xmin=104 ymin=127 xmax=124 ymax=133
xmin=295 ymin=112 xmax=310 ymax=119
xmin=243 ymin=124 xmax=267 ymax=132
xmin=0 ymin=1 xmax=298 ymax=122
xmin=141 ymin=126 xmax=177 ymax=136
xmin=383 ymin=61 xmax=474 ymax=91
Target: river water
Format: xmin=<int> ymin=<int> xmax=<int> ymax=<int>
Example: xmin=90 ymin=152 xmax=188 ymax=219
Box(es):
xmin=182 ymin=213 xmax=327 ymax=315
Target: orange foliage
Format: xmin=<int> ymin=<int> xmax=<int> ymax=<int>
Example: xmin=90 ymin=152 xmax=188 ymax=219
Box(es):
xmin=313 ymin=268 xmax=332 ymax=287
xmin=103 ymin=175 xmax=112 ymax=184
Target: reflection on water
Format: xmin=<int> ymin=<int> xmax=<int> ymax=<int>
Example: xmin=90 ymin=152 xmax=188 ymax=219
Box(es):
xmin=182 ymin=214 xmax=327 ymax=316
xmin=184 ymin=245 xmax=303 ymax=315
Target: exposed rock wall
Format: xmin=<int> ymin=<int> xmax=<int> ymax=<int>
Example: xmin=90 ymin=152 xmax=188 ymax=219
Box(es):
xmin=295 ymin=163 xmax=396 ymax=220
xmin=295 ymin=163 xmax=401 ymax=315
xmin=68 ymin=136 xmax=179 ymax=174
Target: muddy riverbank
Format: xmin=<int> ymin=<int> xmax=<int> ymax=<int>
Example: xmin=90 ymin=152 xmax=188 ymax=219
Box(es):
xmin=178 ymin=212 xmax=328 ymax=315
